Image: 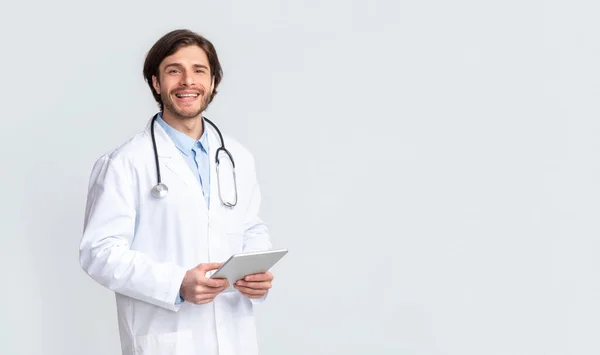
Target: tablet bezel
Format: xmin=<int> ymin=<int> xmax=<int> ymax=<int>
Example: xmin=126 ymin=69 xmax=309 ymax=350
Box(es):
xmin=210 ymin=248 xmax=288 ymax=283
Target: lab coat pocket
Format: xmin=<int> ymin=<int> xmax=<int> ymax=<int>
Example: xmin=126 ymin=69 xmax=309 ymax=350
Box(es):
xmin=134 ymin=329 xmax=194 ymax=355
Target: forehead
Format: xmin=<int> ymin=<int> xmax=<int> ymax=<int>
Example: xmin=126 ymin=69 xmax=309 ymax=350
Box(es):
xmin=160 ymin=45 xmax=209 ymax=67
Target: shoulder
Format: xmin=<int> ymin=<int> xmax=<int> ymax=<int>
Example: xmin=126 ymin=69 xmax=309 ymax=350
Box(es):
xmin=98 ymin=131 xmax=148 ymax=161
xmin=219 ymin=133 xmax=256 ymax=167
xmin=88 ymin=130 xmax=150 ymax=179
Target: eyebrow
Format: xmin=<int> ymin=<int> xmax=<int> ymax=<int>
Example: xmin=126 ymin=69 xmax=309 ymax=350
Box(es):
xmin=164 ymin=63 xmax=209 ymax=70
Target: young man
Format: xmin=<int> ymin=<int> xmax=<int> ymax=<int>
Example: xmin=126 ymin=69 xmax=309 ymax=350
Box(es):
xmin=79 ymin=29 xmax=274 ymax=355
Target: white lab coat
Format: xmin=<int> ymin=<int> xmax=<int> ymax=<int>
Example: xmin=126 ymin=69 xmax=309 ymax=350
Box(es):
xmin=79 ymin=117 xmax=272 ymax=355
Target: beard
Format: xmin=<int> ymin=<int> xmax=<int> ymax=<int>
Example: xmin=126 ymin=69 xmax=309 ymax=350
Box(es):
xmin=161 ymin=87 xmax=210 ymax=120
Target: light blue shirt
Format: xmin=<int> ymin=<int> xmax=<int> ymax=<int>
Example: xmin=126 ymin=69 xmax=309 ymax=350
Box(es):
xmin=156 ymin=113 xmax=211 ymax=208
xmin=156 ymin=113 xmax=211 ymax=304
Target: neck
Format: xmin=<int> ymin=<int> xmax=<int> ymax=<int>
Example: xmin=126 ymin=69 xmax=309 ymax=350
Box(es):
xmin=161 ymin=110 xmax=204 ymax=140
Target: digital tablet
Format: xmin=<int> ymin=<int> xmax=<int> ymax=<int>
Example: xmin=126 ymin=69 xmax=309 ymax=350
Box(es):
xmin=210 ymin=249 xmax=288 ymax=292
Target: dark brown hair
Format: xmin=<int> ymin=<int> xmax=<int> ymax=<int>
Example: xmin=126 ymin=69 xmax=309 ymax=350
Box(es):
xmin=143 ymin=29 xmax=223 ymax=111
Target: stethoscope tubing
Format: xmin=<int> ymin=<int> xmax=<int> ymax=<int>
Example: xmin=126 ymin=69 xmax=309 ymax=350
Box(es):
xmin=149 ymin=113 xmax=237 ymax=205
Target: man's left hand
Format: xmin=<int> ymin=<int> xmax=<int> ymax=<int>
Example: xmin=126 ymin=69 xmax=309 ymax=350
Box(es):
xmin=234 ymin=271 xmax=274 ymax=298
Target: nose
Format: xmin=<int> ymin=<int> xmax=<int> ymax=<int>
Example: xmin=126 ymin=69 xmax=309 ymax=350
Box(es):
xmin=181 ymin=70 xmax=195 ymax=86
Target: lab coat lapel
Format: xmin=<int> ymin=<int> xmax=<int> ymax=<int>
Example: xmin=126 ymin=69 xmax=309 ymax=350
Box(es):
xmin=145 ymin=117 xmax=203 ymax=196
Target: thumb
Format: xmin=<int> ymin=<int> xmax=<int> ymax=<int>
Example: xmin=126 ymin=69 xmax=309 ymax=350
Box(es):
xmin=196 ymin=262 xmax=223 ymax=272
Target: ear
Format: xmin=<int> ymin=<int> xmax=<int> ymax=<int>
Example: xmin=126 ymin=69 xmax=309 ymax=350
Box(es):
xmin=210 ymin=76 xmax=215 ymax=93
xmin=152 ymin=75 xmax=161 ymax=94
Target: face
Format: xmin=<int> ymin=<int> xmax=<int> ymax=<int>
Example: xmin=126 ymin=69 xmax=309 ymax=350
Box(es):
xmin=152 ymin=45 xmax=215 ymax=120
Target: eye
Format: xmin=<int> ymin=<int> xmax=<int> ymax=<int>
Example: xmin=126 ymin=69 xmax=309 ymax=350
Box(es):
xmin=168 ymin=69 xmax=180 ymax=74
xmin=196 ymin=69 xmax=206 ymax=74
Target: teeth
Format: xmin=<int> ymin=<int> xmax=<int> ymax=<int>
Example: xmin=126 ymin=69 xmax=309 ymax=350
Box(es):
xmin=176 ymin=93 xmax=198 ymax=98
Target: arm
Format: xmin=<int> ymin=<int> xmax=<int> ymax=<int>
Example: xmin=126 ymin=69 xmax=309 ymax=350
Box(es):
xmin=235 ymin=161 xmax=274 ymax=302
xmin=79 ymin=155 xmax=187 ymax=312
xmin=242 ymin=182 xmax=272 ymax=253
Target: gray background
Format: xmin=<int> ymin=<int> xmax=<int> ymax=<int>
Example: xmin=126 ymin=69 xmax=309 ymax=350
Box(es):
xmin=1 ymin=0 xmax=600 ymax=354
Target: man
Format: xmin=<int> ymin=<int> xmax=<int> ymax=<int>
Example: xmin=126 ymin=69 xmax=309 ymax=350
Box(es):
xmin=79 ymin=29 xmax=274 ymax=355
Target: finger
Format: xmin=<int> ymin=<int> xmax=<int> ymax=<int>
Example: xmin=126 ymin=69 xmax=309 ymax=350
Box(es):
xmin=196 ymin=285 xmax=225 ymax=296
xmin=192 ymin=295 xmax=216 ymax=304
xmin=214 ymin=280 xmax=231 ymax=290
xmin=197 ymin=275 xmax=229 ymax=289
xmin=244 ymin=272 xmax=274 ymax=282
xmin=235 ymin=285 xmax=267 ymax=297
xmin=236 ymin=280 xmax=271 ymax=290
xmin=188 ymin=290 xmax=218 ymax=303
xmin=197 ymin=262 xmax=223 ymax=272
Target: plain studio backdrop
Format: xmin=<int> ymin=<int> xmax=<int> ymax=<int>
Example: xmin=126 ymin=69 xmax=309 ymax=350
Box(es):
xmin=1 ymin=0 xmax=600 ymax=354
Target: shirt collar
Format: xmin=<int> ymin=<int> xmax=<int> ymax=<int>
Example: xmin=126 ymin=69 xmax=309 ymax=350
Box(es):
xmin=156 ymin=112 xmax=209 ymax=156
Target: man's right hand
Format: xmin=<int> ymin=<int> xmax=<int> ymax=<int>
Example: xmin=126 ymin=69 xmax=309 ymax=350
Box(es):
xmin=179 ymin=263 xmax=229 ymax=304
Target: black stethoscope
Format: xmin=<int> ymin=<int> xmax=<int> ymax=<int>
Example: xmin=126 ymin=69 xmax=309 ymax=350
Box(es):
xmin=149 ymin=113 xmax=238 ymax=207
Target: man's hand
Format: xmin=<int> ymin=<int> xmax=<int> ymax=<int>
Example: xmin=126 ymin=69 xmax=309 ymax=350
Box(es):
xmin=234 ymin=271 xmax=274 ymax=298
xmin=180 ymin=263 xmax=229 ymax=304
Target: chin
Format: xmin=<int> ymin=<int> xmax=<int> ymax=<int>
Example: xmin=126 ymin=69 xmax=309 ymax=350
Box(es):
xmin=175 ymin=108 xmax=202 ymax=119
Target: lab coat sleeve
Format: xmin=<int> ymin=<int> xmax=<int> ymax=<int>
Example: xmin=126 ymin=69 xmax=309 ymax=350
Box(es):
xmin=242 ymin=179 xmax=272 ymax=253
xmin=242 ymin=162 xmax=273 ymax=304
xmin=79 ymin=155 xmax=187 ymax=312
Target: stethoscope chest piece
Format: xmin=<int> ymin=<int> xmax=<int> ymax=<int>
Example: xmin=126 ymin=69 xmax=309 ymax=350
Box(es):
xmin=151 ymin=183 xmax=169 ymax=198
